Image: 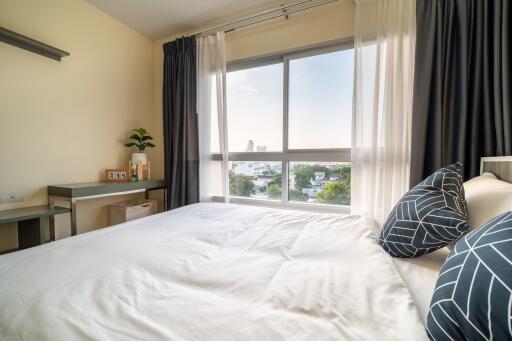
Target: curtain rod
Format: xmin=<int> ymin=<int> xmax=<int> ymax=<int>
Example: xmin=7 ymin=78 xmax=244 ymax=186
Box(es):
xmin=187 ymin=0 xmax=339 ymax=37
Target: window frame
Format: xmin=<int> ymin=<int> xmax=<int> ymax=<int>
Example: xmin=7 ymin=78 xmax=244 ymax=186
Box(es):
xmin=211 ymin=38 xmax=354 ymax=213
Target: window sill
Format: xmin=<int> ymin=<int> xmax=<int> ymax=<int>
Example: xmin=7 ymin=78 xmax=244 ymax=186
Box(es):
xmin=209 ymin=196 xmax=350 ymax=214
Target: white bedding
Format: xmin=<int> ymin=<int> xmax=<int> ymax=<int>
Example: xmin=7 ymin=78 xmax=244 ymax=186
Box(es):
xmin=392 ymin=248 xmax=449 ymax=324
xmin=0 ymin=203 xmax=428 ymax=340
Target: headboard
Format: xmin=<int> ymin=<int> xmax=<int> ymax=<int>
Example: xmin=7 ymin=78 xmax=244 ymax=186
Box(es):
xmin=480 ymin=156 xmax=512 ymax=182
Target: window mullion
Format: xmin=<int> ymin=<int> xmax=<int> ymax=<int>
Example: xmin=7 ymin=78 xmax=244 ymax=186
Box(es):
xmin=282 ymin=56 xmax=290 ymax=203
xmin=281 ymin=160 xmax=288 ymax=205
xmin=219 ymin=150 xmax=350 ymax=162
xmin=283 ymin=56 xmax=290 ymax=153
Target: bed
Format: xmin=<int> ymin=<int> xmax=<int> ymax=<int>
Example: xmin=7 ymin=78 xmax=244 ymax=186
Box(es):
xmin=0 ymin=203 xmax=431 ymax=340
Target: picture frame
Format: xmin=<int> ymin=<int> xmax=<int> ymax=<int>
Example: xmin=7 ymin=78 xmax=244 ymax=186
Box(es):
xmin=105 ymin=169 xmax=128 ymax=183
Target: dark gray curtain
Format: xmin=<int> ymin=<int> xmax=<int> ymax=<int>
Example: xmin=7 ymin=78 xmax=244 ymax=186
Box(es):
xmin=163 ymin=37 xmax=199 ymax=209
xmin=410 ymin=0 xmax=511 ymax=185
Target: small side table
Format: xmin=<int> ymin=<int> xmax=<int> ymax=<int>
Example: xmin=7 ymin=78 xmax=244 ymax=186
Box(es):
xmin=0 ymin=205 xmax=71 ymax=253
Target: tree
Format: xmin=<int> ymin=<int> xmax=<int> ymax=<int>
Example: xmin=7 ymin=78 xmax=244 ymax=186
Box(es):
xmin=293 ymin=165 xmax=314 ymax=191
xmin=340 ymin=166 xmax=351 ymax=178
xmin=312 ymin=165 xmax=330 ymax=177
xmin=230 ymin=174 xmax=254 ymax=197
xmin=289 ymin=189 xmax=308 ymax=202
xmin=264 ymin=172 xmax=282 ymax=199
xmin=330 ymin=166 xmax=351 ymax=180
xmin=267 ymin=184 xmax=281 ymax=199
xmin=316 ymin=181 xmax=350 ymax=205
xmin=270 ymin=172 xmax=282 ymax=186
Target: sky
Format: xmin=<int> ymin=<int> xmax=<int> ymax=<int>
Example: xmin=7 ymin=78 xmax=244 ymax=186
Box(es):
xmin=213 ymin=49 xmax=354 ymax=152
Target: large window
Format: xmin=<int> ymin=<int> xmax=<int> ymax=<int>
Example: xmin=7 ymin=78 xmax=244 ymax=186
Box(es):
xmin=212 ymin=42 xmax=354 ymax=210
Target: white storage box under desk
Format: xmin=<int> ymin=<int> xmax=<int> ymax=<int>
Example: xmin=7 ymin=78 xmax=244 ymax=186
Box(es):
xmin=109 ymin=199 xmax=157 ymax=225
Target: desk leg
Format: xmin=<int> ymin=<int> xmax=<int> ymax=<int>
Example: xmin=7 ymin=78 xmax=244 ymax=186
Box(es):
xmin=49 ymin=196 xmax=77 ymax=237
xmin=14 ymin=222 xmax=19 ymax=250
xmin=49 ymin=215 xmax=55 ymax=241
xmin=38 ymin=217 xmax=46 ymax=245
xmin=70 ymin=200 xmax=77 ymax=236
xmin=49 ymin=196 xmax=55 ymax=240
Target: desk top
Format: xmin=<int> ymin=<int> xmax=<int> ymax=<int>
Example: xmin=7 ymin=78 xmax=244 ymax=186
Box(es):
xmin=0 ymin=205 xmax=71 ymax=225
xmin=48 ymin=179 xmax=166 ymax=198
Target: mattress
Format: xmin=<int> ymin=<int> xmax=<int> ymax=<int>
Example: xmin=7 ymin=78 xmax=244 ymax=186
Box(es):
xmin=0 ymin=203 xmax=428 ymax=340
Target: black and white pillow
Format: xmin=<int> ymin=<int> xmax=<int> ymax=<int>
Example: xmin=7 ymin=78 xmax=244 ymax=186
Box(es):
xmin=378 ymin=162 xmax=469 ymax=257
xmin=427 ymin=211 xmax=512 ymax=340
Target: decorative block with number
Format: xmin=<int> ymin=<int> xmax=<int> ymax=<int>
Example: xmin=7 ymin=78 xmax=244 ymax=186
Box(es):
xmin=105 ymin=169 xmax=128 ymax=183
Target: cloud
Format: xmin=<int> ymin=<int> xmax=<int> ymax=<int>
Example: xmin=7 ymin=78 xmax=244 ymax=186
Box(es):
xmin=239 ymin=84 xmax=260 ymax=93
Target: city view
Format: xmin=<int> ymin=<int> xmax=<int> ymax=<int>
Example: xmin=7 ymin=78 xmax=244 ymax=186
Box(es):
xmin=225 ymin=50 xmax=353 ymax=206
xmin=229 ymin=141 xmax=351 ymax=206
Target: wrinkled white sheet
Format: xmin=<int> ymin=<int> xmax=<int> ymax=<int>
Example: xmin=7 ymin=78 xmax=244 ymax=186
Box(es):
xmin=0 ymin=203 xmax=427 ymax=340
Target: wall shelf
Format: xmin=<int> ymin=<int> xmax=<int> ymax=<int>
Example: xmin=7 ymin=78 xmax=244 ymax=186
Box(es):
xmin=0 ymin=26 xmax=70 ymax=61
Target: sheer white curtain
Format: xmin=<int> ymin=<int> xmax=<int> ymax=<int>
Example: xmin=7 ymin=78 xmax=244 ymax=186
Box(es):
xmin=196 ymin=32 xmax=229 ymax=202
xmin=351 ymin=0 xmax=416 ymax=224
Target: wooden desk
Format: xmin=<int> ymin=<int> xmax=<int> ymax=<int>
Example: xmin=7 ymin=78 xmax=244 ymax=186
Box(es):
xmin=0 ymin=205 xmax=71 ymax=253
xmin=47 ymin=179 xmax=167 ymax=236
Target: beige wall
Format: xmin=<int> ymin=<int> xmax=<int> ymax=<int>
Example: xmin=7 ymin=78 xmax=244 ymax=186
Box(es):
xmin=149 ymin=0 xmax=355 ymax=180
xmin=0 ymin=0 xmax=155 ymax=252
xmin=0 ymin=0 xmax=354 ymax=252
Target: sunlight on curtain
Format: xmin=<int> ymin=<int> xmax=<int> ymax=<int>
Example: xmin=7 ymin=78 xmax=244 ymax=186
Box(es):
xmin=351 ymin=0 xmax=416 ymax=224
xmin=197 ymin=32 xmax=229 ymax=202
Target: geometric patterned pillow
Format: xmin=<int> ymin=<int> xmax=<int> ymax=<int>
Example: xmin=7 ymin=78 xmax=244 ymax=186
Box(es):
xmin=427 ymin=211 xmax=512 ymax=340
xmin=378 ymin=162 xmax=469 ymax=257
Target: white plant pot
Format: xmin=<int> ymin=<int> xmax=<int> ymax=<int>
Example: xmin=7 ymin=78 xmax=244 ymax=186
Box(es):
xmin=131 ymin=152 xmax=148 ymax=165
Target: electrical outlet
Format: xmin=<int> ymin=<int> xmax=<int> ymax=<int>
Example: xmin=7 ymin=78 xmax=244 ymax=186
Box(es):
xmin=0 ymin=192 xmax=24 ymax=204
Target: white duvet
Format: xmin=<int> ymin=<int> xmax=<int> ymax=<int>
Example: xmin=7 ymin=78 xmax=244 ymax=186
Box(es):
xmin=0 ymin=203 xmax=427 ymax=340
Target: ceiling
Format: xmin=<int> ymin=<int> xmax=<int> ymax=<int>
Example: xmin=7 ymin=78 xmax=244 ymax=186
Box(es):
xmin=85 ymin=0 xmax=287 ymax=40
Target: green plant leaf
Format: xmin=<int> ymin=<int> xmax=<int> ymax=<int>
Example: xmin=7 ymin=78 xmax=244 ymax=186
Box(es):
xmin=141 ymin=135 xmax=153 ymax=141
xmin=133 ymin=128 xmax=147 ymax=136
xmin=129 ymin=134 xmax=142 ymax=142
xmin=124 ymin=142 xmax=137 ymax=147
xmin=144 ymin=142 xmax=156 ymax=148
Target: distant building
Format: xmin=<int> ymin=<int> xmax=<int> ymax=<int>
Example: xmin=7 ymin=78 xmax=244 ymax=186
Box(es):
xmin=271 ymin=164 xmax=281 ymax=173
xmin=232 ymin=161 xmax=270 ymax=177
xmin=314 ymin=172 xmax=325 ymax=180
xmin=310 ymin=172 xmax=326 ymax=187
xmin=245 ymin=140 xmax=254 ymax=152
xmin=256 ymin=145 xmax=267 ymax=152
xmin=329 ymin=173 xmax=344 ymax=181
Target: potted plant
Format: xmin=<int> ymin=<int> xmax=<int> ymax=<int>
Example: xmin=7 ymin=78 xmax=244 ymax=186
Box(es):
xmin=124 ymin=128 xmax=155 ymax=165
